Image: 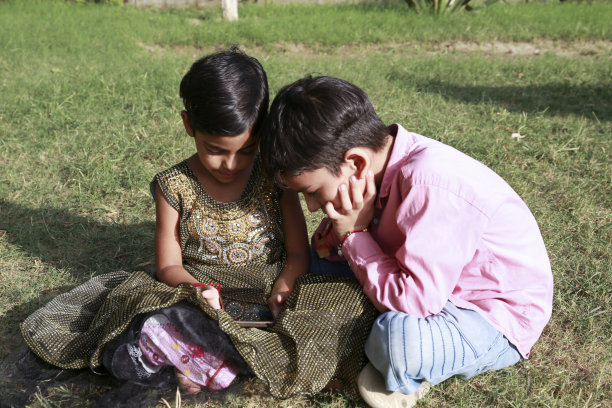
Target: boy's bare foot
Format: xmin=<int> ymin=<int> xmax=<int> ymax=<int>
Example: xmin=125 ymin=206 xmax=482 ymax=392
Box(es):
xmin=357 ymin=363 xmax=430 ymax=408
xmin=175 ymin=368 xmax=202 ymax=395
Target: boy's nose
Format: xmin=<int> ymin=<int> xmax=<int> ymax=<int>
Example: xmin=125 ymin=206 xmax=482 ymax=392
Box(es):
xmin=304 ymin=195 xmax=320 ymax=212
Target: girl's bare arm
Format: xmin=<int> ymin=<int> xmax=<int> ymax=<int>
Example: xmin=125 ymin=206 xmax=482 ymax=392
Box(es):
xmin=154 ymin=185 xmax=198 ymax=287
xmin=268 ymin=189 xmax=310 ymax=317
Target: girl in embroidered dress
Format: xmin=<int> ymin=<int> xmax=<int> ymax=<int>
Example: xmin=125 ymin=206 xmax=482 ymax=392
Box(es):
xmin=21 ymin=49 xmax=376 ymax=400
xmin=147 ymin=49 xmax=309 ymax=392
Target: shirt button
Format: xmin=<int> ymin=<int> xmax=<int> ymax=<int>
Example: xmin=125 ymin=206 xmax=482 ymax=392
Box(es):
xmin=373 ymin=218 xmax=379 ymax=225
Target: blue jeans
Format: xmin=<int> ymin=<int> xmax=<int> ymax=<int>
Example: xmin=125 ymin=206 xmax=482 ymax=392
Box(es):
xmin=308 ymin=245 xmax=355 ymax=278
xmin=365 ymin=302 xmax=522 ymax=395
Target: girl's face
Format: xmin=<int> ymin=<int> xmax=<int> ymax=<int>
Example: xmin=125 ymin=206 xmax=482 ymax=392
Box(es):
xmin=193 ymin=129 xmax=257 ymax=185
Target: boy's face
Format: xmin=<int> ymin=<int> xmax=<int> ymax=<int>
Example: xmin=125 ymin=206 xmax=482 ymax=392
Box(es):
xmin=282 ymin=164 xmax=356 ymax=213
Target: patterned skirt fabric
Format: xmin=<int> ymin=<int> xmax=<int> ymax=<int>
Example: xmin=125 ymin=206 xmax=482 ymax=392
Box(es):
xmin=20 ymin=271 xmax=378 ymax=399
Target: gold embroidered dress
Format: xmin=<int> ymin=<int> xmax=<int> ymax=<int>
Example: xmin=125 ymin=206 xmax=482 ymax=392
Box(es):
xmin=20 ymin=158 xmax=377 ymax=398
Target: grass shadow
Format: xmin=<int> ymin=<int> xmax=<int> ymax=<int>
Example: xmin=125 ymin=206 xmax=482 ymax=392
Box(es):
xmin=0 ymin=199 xmax=155 ymax=278
xmin=0 ymin=199 xmax=156 ymax=356
xmin=390 ymin=73 xmax=612 ymax=121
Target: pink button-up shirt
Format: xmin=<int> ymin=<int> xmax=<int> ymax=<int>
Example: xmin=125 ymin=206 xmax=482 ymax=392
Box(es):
xmin=317 ymin=124 xmax=553 ymax=358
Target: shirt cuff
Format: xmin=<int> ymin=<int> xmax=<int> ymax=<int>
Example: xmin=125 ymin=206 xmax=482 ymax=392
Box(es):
xmin=342 ymin=232 xmax=381 ymax=276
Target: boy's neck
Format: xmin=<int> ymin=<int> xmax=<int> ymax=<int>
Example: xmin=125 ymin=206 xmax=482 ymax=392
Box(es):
xmin=371 ymin=134 xmax=396 ymax=188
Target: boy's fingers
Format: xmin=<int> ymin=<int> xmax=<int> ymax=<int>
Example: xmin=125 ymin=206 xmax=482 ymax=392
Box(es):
xmin=324 ymin=201 xmax=340 ymax=219
xmin=350 ymin=175 xmax=363 ymax=209
xmin=364 ymin=170 xmax=376 ymax=200
xmin=339 ymin=184 xmax=352 ymax=212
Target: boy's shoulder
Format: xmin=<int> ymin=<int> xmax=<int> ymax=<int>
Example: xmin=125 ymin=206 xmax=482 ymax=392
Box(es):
xmin=390 ymin=125 xmax=487 ymax=181
xmin=389 ymin=126 xmax=521 ymax=215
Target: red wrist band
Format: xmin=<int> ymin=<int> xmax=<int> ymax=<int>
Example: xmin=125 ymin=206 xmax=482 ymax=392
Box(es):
xmin=341 ymin=227 xmax=369 ymax=245
xmin=194 ymin=282 xmax=221 ymax=291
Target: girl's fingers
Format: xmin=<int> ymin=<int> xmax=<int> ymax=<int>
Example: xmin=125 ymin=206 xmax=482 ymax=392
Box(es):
xmin=201 ymin=287 xmax=221 ymax=309
xmin=268 ymin=293 xmax=287 ymax=318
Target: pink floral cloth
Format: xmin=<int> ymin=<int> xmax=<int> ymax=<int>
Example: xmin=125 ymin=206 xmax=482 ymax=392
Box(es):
xmin=138 ymin=314 xmax=238 ymax=389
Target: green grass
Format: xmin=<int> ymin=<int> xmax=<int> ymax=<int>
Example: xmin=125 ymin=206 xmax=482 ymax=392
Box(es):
xmin=1 ymin=0 xmax=611 ymax=406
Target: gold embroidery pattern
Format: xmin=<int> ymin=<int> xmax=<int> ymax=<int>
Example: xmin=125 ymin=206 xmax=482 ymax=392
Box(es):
xmin=19 ymin=156 xmax=378 ymax=400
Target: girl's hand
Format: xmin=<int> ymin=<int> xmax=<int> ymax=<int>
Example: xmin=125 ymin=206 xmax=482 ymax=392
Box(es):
xmin=271 ymin=188 xmax=309 ymax=318
xmin=268 ymin=293 xmax=288 ymax=318
xmin=325 ymin=170 xmax=377 ymax=241
xmin=201 ymin=286 xmax=222 ymax=309
xmin=268 ymin=278 xmax=293 ymax=318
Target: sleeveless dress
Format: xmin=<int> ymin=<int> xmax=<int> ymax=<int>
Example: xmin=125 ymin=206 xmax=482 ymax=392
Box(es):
xmin=20 ymin=158 xmax=378 ymax=398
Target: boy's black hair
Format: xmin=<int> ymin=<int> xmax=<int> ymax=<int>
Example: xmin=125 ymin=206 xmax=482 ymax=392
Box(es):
xmin=261 ymin=76 xmax=389 ymax=183
xmin=180 ymin=47 xmax=269 ymax=137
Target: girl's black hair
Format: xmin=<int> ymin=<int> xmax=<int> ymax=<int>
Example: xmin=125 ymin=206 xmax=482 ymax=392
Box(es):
xmin=179 ymin=47 xmax=269 ymax=137
xmin=261 ymin=76 xmax=389 ymax=183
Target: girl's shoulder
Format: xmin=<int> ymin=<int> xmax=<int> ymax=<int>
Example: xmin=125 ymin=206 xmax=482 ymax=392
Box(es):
xmin=252 ymin=156 xmax=284 ymax=199
xmin=150 ymin=159 xmax=197 ymax=211
xmin=153 ymin=159 xmax=192 ymax=184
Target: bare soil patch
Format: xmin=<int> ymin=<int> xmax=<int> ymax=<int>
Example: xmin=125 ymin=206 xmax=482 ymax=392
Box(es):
xmin=436 ymin=39 xmax=612 ymax=57
xmin=137 ymin=39 xmax=612 ymax=58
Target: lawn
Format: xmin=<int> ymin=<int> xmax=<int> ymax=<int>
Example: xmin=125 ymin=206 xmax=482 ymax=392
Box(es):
xmin=0 ymin=0 xmax=610 ymax=407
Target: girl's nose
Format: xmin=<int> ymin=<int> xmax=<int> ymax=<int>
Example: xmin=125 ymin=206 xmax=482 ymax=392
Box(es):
xmin=223 ymin=154 xmax=238 ymax=171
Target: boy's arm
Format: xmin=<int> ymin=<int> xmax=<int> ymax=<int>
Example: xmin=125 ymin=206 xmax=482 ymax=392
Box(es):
xmin=311 ymin=217 xmax=344 ymax=261
xmin=268 ymin=189 xmax=310 ymax=317
xmin=342 ymin=184 xmax=488 ymax=316
xmin=154 ymin=185 xmax=198 ymax=287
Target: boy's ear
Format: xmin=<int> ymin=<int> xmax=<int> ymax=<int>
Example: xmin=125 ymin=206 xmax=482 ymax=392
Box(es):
xmin=344 ymin=148 xmax=370 ymax=179
xmin=181 ymin=110 xmax=195 ymax=138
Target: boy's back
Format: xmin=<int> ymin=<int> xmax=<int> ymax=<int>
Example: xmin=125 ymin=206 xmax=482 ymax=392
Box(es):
xmin=347 ymin=124 xmax=552 ymax=358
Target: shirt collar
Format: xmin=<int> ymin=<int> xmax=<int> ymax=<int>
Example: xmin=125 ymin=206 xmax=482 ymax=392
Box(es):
xmin=377 ymin=124 xmax=415 ymax=205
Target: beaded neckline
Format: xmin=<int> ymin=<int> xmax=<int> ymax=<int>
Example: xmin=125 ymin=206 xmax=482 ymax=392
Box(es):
xmin=182 ymin=155 xmax=262 ymax=208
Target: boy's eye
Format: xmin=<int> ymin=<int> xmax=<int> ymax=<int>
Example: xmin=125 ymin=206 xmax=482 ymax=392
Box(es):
xmin=306 ymin=191 xmax=318 ymax=197
xmin=206 ymin=149 xmax=221 ymax=155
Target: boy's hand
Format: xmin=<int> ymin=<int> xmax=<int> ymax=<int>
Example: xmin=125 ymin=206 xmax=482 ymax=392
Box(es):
xmin=325 ymin=170 xmax=376 ymax=241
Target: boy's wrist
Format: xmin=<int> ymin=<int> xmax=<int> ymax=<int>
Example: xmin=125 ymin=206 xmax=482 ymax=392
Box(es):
xmin=337 ymin=227 xmax=369 ymax=257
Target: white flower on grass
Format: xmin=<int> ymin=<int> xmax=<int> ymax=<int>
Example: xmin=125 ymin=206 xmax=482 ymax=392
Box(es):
xmin=511 ymin=132 xmax=526 ymax=141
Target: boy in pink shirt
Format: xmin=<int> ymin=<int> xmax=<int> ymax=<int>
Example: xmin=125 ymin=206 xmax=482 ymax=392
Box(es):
xmin=260 ymin=76 xmax=553 ymax=407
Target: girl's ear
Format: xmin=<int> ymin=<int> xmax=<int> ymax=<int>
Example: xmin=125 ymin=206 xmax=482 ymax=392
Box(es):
xmin=181 ymin=110 xmax=195 ymax=138
xmin=344 ymin=148 xmax=370 ymax=179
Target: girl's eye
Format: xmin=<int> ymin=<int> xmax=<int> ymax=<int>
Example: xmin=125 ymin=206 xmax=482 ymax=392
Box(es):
xmin=206 ymin=149 xmax=221 ymax=155
xmin=306 ymin=191 xmax=318 ymax=197
xmin=240 ymin=147 xmax=257 ymax=155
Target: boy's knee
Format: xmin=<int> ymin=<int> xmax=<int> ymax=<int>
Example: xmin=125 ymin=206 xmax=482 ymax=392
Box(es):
xmin=366 ymin=311 xmax=425 ymax=381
